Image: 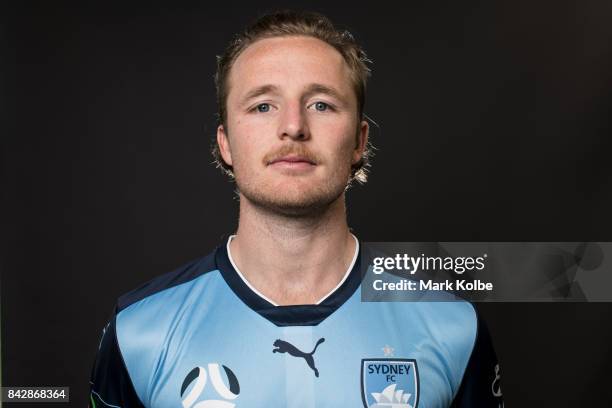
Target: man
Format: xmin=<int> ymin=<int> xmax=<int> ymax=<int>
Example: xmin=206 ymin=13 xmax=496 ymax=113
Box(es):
xmin=89 ymin=10 xmax=503 ymax=407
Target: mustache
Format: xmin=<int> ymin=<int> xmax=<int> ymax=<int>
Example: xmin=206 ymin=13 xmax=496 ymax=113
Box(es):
xmin=263 ymin=144 xmax=321 ymax=165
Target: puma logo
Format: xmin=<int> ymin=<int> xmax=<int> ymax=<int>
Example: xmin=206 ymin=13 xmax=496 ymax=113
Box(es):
xmin=272 ymin=338 xmax=325 ymax=377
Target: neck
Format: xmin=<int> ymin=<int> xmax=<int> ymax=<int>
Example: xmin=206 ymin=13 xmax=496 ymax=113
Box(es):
xmin=229 ymin=193 xmax=357 ymax=306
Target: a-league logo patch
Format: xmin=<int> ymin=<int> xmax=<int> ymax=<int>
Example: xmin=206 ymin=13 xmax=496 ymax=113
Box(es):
xmin=361 ymin=359 xmax=419 ymax=408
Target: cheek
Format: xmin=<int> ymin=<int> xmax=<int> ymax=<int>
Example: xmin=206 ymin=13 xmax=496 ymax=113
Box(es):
xmin=330 ymin=125 xmax=359 ymax=158
xmin=229 ymin=127 xmax=267 ymax=168
xmin=232 ymin=143 xmax=257 ymax=169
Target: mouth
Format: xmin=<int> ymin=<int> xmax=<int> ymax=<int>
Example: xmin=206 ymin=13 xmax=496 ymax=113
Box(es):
xmin=268 ymin=155 xmax=317 ymax=171
xmin=269 ymin=155 xmax=316 ymax=165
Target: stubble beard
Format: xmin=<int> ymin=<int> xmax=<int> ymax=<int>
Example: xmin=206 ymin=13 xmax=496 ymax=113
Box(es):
xmin=235 ymin=168 xmax=350 ymax=218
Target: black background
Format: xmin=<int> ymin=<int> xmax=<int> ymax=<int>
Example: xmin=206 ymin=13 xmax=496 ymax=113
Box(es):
xmin=2 ymin=1 xmax=612 ymax=406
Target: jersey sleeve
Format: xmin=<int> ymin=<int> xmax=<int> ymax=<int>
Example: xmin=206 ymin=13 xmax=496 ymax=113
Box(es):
xmin=89 ymin=307 xmax=145 ymax=408
xmin=450 ymin=309 xmax=504 ymax=407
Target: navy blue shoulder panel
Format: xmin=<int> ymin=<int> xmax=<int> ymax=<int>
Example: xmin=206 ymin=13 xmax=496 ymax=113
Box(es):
xmin=450 ymin=305 xmax=504 ymax=407
xmin=117 ymin=247 xmax=219 ymax=313
xmin=89 ymin=309 xmax=144 ymax=408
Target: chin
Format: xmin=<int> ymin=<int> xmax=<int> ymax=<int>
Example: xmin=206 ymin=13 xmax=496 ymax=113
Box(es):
xmin=260 ymin=199 xmax=334 ymax=218
xmin=242 ymin=186 xmax=345 ymax=217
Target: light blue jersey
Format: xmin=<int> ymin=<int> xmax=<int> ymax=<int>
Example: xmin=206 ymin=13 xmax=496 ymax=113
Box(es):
xmin=89 ymin=236 xmax=503 ymax=407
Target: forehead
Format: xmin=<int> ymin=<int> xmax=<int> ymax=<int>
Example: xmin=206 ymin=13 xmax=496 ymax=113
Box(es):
xmin=227 ymin=35 xmax=354 ymax=102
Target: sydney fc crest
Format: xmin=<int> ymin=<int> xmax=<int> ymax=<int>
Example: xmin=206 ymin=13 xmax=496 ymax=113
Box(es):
xmin=361 ymin=359 xmax=419 ymax=408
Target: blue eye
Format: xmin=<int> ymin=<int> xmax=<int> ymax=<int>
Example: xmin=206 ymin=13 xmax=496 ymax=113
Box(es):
xmin=313 ymin=102 xmax=330 ymax=111
xmin=256 ymin=103 xmax=271 ymax=113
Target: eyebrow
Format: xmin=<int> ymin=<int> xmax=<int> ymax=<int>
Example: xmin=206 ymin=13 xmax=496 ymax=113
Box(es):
xmin=239 ymin=83 xmax=347 ymax=107
xmin=240 ymin=84 xmax=280 ymax=106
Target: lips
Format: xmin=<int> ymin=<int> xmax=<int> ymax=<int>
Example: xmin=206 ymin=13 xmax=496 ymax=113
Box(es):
xmin=269 ymin=155 xmax=315 ymax=165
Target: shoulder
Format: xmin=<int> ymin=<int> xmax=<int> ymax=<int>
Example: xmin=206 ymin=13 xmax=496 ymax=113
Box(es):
xmin=116 ymin=247 xmax=219 ymax=313
xmin=410 ymin=301 xmax=500 ymax=404
xmin=112 ymin=247 xmax=222 ymax=350
xmin=450 ymin=305 xmax=503 ymax=406
xmin=415 ymin=299 xmax=479 ymax=356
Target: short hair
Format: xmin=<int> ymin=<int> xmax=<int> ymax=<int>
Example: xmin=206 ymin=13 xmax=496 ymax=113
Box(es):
xmin=212 ymin=9 xmax=373 ymax=183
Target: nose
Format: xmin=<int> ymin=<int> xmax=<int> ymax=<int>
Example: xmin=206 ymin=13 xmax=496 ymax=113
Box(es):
xmin=278 ymin=101 xmax=310 ymax=141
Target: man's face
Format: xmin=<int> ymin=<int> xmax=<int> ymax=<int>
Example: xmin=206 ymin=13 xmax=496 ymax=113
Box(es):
xmin=217 ymin=35 xmax=369 ymax=216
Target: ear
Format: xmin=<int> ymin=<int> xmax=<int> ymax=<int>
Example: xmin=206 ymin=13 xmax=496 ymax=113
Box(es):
xmin=217 ymin=124 xmax=233 ymax=166
xmin=352 ymin=119 xmax=369 ymax=165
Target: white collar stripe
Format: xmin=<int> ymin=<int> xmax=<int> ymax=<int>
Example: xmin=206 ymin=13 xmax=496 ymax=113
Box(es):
xmin=225 ymin=234 xmax=359 ymax=306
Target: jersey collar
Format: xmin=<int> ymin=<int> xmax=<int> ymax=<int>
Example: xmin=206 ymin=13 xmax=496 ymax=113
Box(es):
xmin=214 ymin=234 xmax=363 ymax=326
